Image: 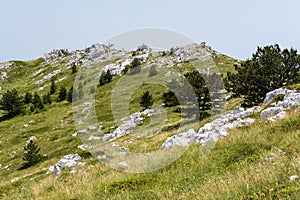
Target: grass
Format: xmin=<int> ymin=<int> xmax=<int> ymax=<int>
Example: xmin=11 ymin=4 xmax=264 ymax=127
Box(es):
xmin=0 ymin=108 xmax=299 ymax=199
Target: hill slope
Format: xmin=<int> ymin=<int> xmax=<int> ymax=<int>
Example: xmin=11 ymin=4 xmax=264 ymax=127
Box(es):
xmin=1 ymin=43 xmax=300 ymax=199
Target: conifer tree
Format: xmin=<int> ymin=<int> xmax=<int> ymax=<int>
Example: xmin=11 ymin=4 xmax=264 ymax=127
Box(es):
xmin=0 ymin=88 xmax=24 ymax=116
xmin=22 ymin=140 xmax=42 ymax=168
xmin=57 ymin=86 xmax=67 ymax=102
xmin=139 ymin=91 xmax=153 ymax=110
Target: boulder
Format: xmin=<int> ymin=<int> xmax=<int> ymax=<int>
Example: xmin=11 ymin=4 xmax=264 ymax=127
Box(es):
xmin=260 ymin=107 xmax=284 ymax=119
xmin=162 ymin=129 xmax=196 ymax=149
xmin=263 ymin=88 xmax=290 ymax=104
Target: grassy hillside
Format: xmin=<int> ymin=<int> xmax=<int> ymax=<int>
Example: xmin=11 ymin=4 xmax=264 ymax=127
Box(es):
xmin=1 ymin=107 xmax=299 ymax=199
xmin=2 ymin=44 xmax=300 ymax=199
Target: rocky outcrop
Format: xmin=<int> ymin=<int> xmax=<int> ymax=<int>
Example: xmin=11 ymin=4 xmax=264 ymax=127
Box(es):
xmin=260 ymin=89 xmax=300 ymax=121
xmin=102 ymin=109 xmax=154 ymax=142
xmin=162 ymin=88 xmax=300 ymax=149
xmin=44 ymin=49 xmax=70 ymax=60
xmin=47 ymin=154 xmax=85 ymax=175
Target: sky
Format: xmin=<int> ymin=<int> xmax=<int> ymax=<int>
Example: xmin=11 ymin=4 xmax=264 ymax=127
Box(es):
xmin=0 ymin=0 xmax=300 ymax=62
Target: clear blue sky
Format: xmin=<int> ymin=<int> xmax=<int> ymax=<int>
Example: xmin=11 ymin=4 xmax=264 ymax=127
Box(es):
xmin=1 ymin=0 xmax=299 ymax=61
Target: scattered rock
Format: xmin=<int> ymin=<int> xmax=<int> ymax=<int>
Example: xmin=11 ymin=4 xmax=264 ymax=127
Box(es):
xmin=47 ymin=154 xmax=85 ymax=175
xmin=11 ymin=177 xmax=20 ymax=183
xmin=118 ymin=162 xmax=128 ymax=168
xmin=290 ymin=175 xmax=299 ymax=182
xmin=262 ymin=157 xmax=276 ymax=163
xmin=162 ymin=129 xmax=196 ymax=148
xmin=260 ymin=107 xmax=284 ymax=119
xmin=102 ymin=109 xmax=154 ymax=141
xmin=87 ymin=135 xmax=101 ymax=141
xmin=77 ymin=144 xmax=92 ymax=151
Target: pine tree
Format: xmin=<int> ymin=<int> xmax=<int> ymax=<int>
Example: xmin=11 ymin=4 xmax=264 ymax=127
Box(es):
xmin=57 ymin=86 xmax=67 ymax=102
xmin=32 ymin=92 xmax=44 ymax=110
xmin=99 ymin=70 xmax=113 ymax=86
xmin=50 ymin=79 xmax=56 ymax=95
xmin=130 ymin=58 xmax=142 ymax=75
xmin=42 ymin=92 xmax=52 ymax=104
xmin=225 ymin=44 xmax=300 ymax=106
xmin=139 ymin=91 xmax=153 ymax=110
xmin=0 ymin=89 xmax=24 ymax=116
xmin=24 ymin=92 xmax=33 ymax=104
xmin=67 ymin=86 xmax=73 ymax=103
xmin=22 ymin=140 xmax=42 ymax=168
xmin=71 ymin=62 xmax=77 ymax=74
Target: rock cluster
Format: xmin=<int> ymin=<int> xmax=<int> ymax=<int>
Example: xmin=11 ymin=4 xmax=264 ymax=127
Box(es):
xmin=162 ymin=106 xmax=259 ymax=148
xmin=102 ymin=109 xmax=154 ymax=142
xmin=47 ymin=154 xmax=85 ymax=175
xmin=162 ymin=88 xmax=300 ymax=149
xmin=44 ymin=49 xmax=70 ymax=60
xmin=260 ymin=88 xmax=300 ymax=121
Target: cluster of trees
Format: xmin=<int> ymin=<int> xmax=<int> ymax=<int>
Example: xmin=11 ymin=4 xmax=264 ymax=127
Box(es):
xmin=122 ymin=58 xmax=142 ymax=75
xmin=0 ymin=79 xmax=74 ymax=116
xmin=161 ymin=70 xmax=213 ymax=119
xmin=225 ymin=44 xmax=300 ymax=107
xmin=99 ymin=70 xmax=113 ymax=86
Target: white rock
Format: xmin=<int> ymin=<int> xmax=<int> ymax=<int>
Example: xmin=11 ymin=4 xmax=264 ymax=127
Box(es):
xmin=23 ymin=124 xmax=29 ymax=128
xmin=11 ymin=177 xmax=20 ymax=183
xmin=118 ymin=162 xmax=128 ymax=168
xmin=260 ymin=107 xmax=284 ymax=119
xmin=267 ymin=111 xmax=287 ymax=122
xmin=162 ymin=129 xmax=196 ymax=148
xmin=77 ymin=144 xmax=91 ymax=150
xmin=290 ymin=175 xmax=299 ymax=182
xmin=88 ymin=135 xmax=101 ymax=141
xmin=47 ymin=165 xmax=61 ymax=176
xmin=263 ymin=88 xmax=290 ymax=104
xmin=72 ymin=132 xmax=78 ymax=137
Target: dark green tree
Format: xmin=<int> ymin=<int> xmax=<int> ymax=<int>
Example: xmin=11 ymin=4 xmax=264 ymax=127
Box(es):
xmin=225 ymin=44 xmax=300 ymax=106
xmin=0 ymin=89 xmax=24 ymax=116
xmin=50 ymin=78 xmax=56 ymax=95
xmin=162 ymin=91 xmax=179 ymax=107
xmin=67 ymin=86 xmax=73 ymax=103
xmin=139 ymin=91 xmax=153 ymax=110
xmin=99 ymin=70 xmax=113 ymax=86
xmin=24 ymin=92 xmax=33 ymax=104
xmin=22 ymin=140 xmax=42 ymax=168
xmin=71 ymin=62 xmax=77 ymax=74
xmin=184 ymin=71 xmax=211 ymax=112
xmin=42 ymin=92 xmax=52 ymax=104
xmin=57 ymin=86 xmax=67 ymax=102
xmin=32 ymin=92 xmax=44 ymax=110
xmin=130 ymin=58 xmax=142 ymax=75
xmin=148 ymin=65 xmax=158 ymax=77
